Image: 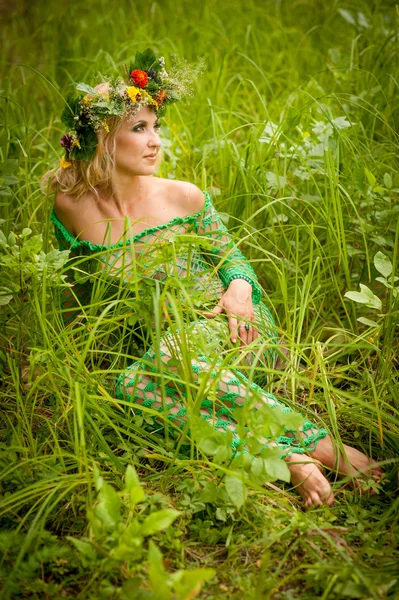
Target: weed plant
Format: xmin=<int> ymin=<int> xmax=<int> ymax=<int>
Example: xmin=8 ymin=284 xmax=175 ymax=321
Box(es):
xmin=0 ymin=0 xmax=398 ymax=598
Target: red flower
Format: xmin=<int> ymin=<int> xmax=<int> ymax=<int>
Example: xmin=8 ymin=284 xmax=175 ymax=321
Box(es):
xmin=130 ymin=69 xmax=149 ymax=88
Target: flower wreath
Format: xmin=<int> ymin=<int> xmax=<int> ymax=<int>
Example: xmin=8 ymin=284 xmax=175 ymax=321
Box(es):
xmin=59 ymin=48 xmax=205 ymax=165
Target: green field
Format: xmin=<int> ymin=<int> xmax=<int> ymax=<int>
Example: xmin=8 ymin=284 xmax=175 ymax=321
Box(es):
xmin=1 ymin=0 xmax=398 ymax=598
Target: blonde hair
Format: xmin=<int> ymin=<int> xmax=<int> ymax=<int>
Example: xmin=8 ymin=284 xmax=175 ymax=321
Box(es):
xmin=41 ymin=114 xmax=125 ymax=200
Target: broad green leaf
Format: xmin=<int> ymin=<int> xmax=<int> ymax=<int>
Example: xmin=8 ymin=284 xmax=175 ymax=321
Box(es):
xmin=125 ymin=464 xmax=141 ymax=490
xmin=111 ymin=539 xmax=143 ymax=561
xmin=0 ymin=186 xmax=12 ymax=196
xmin=199 ymin=482 xmax=218 ymax=503
xmin=141 ymin=508 xmax=180 ymax=536
xmin=75 ymin=82 xmax=98 ymax=94
xmin=344 ymin=284 xmax=382 ymax=310
xmin=225 ymin=474 xmax=247 ymax=509
xmin=253 ymin=447 xmax=291 ymax=483
xmin=216 ymin=507 xmax=227 ymax=521
xmin=0 ymin=287 xmax=13 ymax=305
xmin=332 ymin=116 xmax=352 ymax=129
xmin=375 ymin=277 xmax=388 ymax=287
xmin=3 ymin=176 xmax=18 ymax=186
xmin=94 ymin=482 xmax=121 ymax=531
xmin=384 ymin=173 xmax=392 ymax=189
xmin=191 ymin=415 xmax=229 ymax=456
xmin=0 ymin=159 xmax=18 ymax=175
xmin=7 ymin=232 xmax=16 ymax=246
xmin=364 ymin=168 xmax=376 ymax=187
xmin=170 ymin=568 xmax=215 ymax=598
xmin=280 ymin=410 xmax=304 ymax=431
xmin=213 ymin=442 xmax=233 ymax=464
xmin=266 ymin=171 xmax=287 ymax=190
xmin=374 ymin=251 xmax=392 ymax=278
xmin=357 ymin=317 xmax=380 ymax=327
xmin=262 ymin=454 xmax=290 ymax=482
xmin=357 ymin=11 xmax=370 ymax=29
xmin=148 ymin=542 xmax=172 ymax=600
xmin=338 ymin=8 xmax=356 ymax=25
xmin=124 ymin=464 xmax=145 ymax=507
xmin=376 ymin=276 xmax=398 ymax=286
xmin=67 ymin=537 xmax=97 ymax=563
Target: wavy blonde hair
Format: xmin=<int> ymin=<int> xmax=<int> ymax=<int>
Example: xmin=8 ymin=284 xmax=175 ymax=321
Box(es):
xmin=41 ymin=114 xmax=126 ymax=200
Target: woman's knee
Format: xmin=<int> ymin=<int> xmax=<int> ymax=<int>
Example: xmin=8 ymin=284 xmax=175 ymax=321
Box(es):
xmin=116 ymin=361 xmax=142 ymax=399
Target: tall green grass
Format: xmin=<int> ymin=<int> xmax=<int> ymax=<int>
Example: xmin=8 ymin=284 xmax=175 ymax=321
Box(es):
xmin=1 ymin=0 xmax=398 ymax=598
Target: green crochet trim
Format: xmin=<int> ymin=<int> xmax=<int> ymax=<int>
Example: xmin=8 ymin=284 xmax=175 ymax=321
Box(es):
xmin=51 ymin=189 xmax=263 ymax=306
xmin=50 ymin=191 xmax=213 ymax=252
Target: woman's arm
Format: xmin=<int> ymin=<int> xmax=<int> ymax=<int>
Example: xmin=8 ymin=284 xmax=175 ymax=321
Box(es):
xmin=194 ymin=190 xmax=262 ymax=304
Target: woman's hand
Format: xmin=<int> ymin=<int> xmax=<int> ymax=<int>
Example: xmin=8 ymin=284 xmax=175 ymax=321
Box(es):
xmin=203 ymin=279 xmax=259 ymax=346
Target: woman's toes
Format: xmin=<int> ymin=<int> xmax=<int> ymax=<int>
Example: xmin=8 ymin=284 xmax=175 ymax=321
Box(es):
xmin=372 ymin=463 xmax=383 ymax=480
xmin=340 ymin=445 xmax=383 ymax=486
xmin=305 ymin=488 xmax=334 ymax=510
xmin=288 ymin=456 xmax=334 ymax=510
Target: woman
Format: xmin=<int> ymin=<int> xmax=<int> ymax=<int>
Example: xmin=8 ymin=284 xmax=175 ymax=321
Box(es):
xmin=46 ymin=49 xmax=382 ymax=509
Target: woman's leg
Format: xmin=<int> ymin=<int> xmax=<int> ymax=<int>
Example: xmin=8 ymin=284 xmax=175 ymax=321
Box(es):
xmin=116 ymin=324 xmax=339 ymax=505
xmin=116 ymin=316 xmax=381 ymax=508
xmin=245 ymin=302 xmax=382 ymax=496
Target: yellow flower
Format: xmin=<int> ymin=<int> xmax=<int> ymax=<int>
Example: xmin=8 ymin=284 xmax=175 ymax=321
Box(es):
xmin=126 ymin=86 xmax=141 ymax=103
xmin=71 ymin=138 xmax=81 ymax=149
xmin=60 ymin=156 xmax=72 ymax=169
xmin=147 ymin=96 xmax=158 ymax=109
xmin=81 ymin=95 xmax=93 ymax=106
xmin=102 ymin=121 xmax=110 ymax=133
xmin=303 ymin=131 xmax=310 ymax=138
xmin=139 ymin=89 xmax=158 ymax=109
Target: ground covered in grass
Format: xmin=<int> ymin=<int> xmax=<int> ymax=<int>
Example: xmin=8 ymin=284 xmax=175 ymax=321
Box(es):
xmin=0 ymin=0 xmax=398 ymax=598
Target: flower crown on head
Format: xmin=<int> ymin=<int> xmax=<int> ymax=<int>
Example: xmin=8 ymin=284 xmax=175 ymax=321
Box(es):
xmin=59 ymin=48 xmax=205 ymax=166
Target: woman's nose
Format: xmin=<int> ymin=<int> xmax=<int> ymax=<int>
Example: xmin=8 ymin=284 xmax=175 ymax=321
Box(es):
xmin=149 ymin=130 xmax=161 ymax=148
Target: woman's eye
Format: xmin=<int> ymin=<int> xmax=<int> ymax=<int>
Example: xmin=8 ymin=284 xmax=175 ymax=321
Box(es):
xmin=133 ymin=124 xmax=161 ymax=132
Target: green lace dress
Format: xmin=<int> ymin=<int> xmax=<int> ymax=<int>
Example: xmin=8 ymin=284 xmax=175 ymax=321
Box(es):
xmin=51 ymin=190 xmax=327 ymax=456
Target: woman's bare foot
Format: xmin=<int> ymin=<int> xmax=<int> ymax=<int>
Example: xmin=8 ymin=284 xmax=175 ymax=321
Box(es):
xmin=337 ymin=444 xmax=383 ymax=490
xmin=286 ymin=452 xmax=334 ymax=510
xmin=310 ymin=435 xmax=383 ymax=490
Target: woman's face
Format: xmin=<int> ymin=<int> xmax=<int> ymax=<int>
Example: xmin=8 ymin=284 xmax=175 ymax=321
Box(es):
xmin=114 ymin=106 xmax=162 ymax=176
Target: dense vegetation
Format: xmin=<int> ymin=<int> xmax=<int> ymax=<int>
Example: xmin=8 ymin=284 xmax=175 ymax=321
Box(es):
xmin=0 ymin=0 xmax=398 ymax=598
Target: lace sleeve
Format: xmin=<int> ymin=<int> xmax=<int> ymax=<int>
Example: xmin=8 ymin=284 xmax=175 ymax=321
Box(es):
xmin=195 ymin=193 xmax=262 ymax=304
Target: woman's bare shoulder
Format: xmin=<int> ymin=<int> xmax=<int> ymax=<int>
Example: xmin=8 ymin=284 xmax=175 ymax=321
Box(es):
xmin=155 ymin=178 xmax=205 ymax=214
xmin=54 ymin=190 xmax=95 ymax=236
xmin=53 ymin=192 xmax=76 ymax=234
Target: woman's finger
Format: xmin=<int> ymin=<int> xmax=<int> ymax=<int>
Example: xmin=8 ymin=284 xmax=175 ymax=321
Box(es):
xmin=247 ymin=325 xmax=254 ymax=345
xmin=249 ymin=322 xmax=259 ymax=343
xmin=228 ymin=316 xmax=238 ymax=343
xmin=238 ymin=321 xmax=249 ymax=346
xmin=203 ymin=304 xmax=224 ymax=318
